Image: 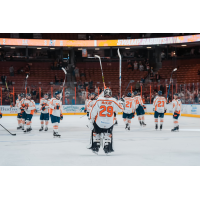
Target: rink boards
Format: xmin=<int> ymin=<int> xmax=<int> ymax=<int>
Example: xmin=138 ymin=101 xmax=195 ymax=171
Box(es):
xmin=1 ymin=104 xmax=200 ymax=118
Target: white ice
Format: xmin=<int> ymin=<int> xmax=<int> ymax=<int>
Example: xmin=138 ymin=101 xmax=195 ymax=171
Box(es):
xmin=0 ymin=115 xmax=200 ymax=166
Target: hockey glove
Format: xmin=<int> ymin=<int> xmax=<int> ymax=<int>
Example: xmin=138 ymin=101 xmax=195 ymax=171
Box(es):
xmin=60 ymin=114 xmax=63 ymax=120
xmin=18 ymin=113 xmax=22 ymax=118
xmin=22 ymin=103 xmax=25 ymax=108
xmin=143 ymin=105 xmax=146 ymax=110
xmin=0 ymin=113 xmax=2 ymax=118
xmin=84 ymin=109 xmax=87 ymax=113
xmin=42 ymin=106 xmax=46 ymax=111
xmin=55 ymin=105 xmax=60 ymax=110
xmin=164 ymin=110 xmax=167 ymax=113
xmin=132 ymin=112 xmax=135 ymax=118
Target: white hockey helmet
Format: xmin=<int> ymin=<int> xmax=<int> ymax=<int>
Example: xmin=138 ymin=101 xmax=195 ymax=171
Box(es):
xmin=104 ymin=88 xmax=112 ymax=97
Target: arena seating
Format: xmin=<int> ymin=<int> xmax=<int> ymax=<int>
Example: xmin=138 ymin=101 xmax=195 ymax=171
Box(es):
xmin=158 ymin=59 xmax=200 ymax=84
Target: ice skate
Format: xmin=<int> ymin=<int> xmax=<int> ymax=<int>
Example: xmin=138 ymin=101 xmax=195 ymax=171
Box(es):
xmin=142 ymin=122 xmax=146 ymax=127
xmin=53 ymin=131 xmax=61 ymax=138
xmin=17 ymin=126 xmax=22 ymax=130
xmin=39 ymin=127 xmax=43 ymax=131
xmin=44 ymin=127 xmax=48 ymax=131
xmin=160 ymin=124 xmax=163 ymax=131
xmin=155 ymin=124 xmax=158 ymax=130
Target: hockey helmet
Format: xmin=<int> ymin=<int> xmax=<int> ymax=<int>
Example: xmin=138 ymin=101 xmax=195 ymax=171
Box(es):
xmin=174 ymin=93 xmax=178 ymax=96
xmin=26 ymin=93 xmax=31 ymax=97
xmin=127 ymin=92 xmax=132 ymax=97
xmin=133 ymin=91 xmax=138 ymax=96
xmin=158 ymin=90 xmax=162 ymax=95
xmin=44 ymin=93 xmax=49 ymax=99
xmin=20 ymin=93 xmax=25 ymax=98
xmin=104 ymin=88 xmax=112 ymax=97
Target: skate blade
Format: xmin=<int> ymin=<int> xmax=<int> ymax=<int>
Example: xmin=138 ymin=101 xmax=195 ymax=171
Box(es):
xmin=92 ymin=151 xmax=98 ymax=155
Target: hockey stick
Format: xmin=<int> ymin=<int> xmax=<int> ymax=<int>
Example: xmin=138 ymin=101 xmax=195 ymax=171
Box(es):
xmin=25 ymin=74 xmax=29 ymax=93
xmin=117 ymin=48 xmax=122 ymax=98
xmin=123 ymin=80 xmax=134 ymax=96
xmin=60 ymin=67 xmax=67 ymax=102
xmin=0 ymin=124 xmax=16 ymax=136
xmin=5 ymin=81 xmax=12 ymax=105
xmin=167 ymin=68 xmax=177 ymax=103
xmin=94 ymin=55 xmax=105 ymax=89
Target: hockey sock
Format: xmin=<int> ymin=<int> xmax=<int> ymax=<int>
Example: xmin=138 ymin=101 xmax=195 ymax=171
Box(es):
xmin=17 ymin=119 xmax=21 ymax=126
xmin=26 ymin=120 xmax=31 ymax=129
xmin=53 ymin=122 xmax=59 ymax=132
xmin=155 ymin=118 xmax=158 ymax=126
xmin=173 ymin=119 xmax=178 ymax=128
xmin=123 ymin=118 xmax=127 ymax=124
xmin=160 ymin=118 xmax=164 ymax=126
xmin=22 ymin=119 xmax=25 ymax=128
xmin=138 ymin=116 xmax=141 ymax=121
xmin=141 ymin=115 xmax=145 ymax=123
xmin=127 ymin=119 xmax=131 ymax=127
xmin=45 ymin=120 xmax=49 ymax=127
xmin=41 ymin=121 xmax=44 ymax=128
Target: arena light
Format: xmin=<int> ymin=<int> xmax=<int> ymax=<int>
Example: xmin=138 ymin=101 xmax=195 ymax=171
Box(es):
xmin=0 ymin=47 xmax=1 ymax=48
xmin=181 ymin=44 xmax=187 ymax=46
xmin=50 ymin=48 xmax=55 ymax=50
xmin=37 ymin=48 xmax=42 ymax=49
xmin=78 ymin=48 xmax=82 ymax=50
xmin=11 ymin=47 xmax=15 ymax=49
xmin=147 ymin=47 xmax=151 ymax=48
xmin=125 ymin=48 xmax=130 ymax=49
xmin=95 ymin=48 xmax=100 ymax=50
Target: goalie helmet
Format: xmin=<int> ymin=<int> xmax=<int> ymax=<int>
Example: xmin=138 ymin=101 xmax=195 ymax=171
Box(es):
xmin=44 ymin=93 xmax=49 ymax=99
xmin=158 ymin=90 xmax=162 ymax=96
xmin=127 ymin=92 xmax=132 ymax=97
xmin=104 ymin=88 xmax=112 ymax=97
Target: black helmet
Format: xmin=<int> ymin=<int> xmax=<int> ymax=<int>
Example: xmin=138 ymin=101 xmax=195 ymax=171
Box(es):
xmin=127 ymin=92 xmax=132 ymax=97
xmin=158 ymin=91 xmax=162 ymax=95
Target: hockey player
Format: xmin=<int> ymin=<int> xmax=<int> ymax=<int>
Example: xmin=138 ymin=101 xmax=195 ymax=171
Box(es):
xmin=153 ymin=91 xmax=167 ymax=130
xmin=10 ymin=93 xmax=23 ymax=129
xmin=49 ymin=91 xmax=63 ymax=137
xmin=88 ymin=88 xmax=123 ymax=154
xmin=122 ymin=92 xmax=136 ymax=131
xmin=19 ymin=93 xmax=26 ymax=130
xmin=0 ymin=110 xmax=2 ymax=119
xmin=84 ymin=93 xmax=91 ymax=118
xmin=39 ymin=93 xmax=50 ymax=131
xmin=21 ymin=93 xmax=36 ymax=133
xmin=171 ymin=93 xmax=182 ymax=132
xmin=132 ymin=91 xmax=146 ymax=127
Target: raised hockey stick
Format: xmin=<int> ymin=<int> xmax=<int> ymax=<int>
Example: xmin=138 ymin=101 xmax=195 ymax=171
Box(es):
xmin=25 ymin=74 xmax=29 ymax=93
xmin=123 ymin=80 xmax=134 ymax=96
xmin=0 ymin=124 xmax=16 ymax=136
xmin=167 ymin=68 xmax=177 ymax=103
xmin=117 ymin=48 xmax=122 ymax=98
xmin=94 ymin=55 xmax=105 ymax=89
xmin=60 ymin=67 xmax=67 ymax=102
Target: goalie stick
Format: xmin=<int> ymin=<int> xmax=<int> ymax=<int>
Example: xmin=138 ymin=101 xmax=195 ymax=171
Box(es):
xmin=0 ymin=124 xmax=16 ymax=136
xmin=94 ymin=55 xmax=105 ymax=89
xmin=60 ymin=67 xmax=67 ymax=102
xmin=117 ymin=48 xmax=122 ymax=98
xmin=167 ymin=68 xmax=177 ymax=103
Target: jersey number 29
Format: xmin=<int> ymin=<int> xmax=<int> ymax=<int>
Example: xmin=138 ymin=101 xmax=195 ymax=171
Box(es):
xmin=99 ymin=106 xmax=113 ymax=117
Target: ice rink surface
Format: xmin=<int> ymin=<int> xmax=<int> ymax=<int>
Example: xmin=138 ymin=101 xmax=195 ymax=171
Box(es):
xmin=0 ymin=115 xmax=200 ymax=166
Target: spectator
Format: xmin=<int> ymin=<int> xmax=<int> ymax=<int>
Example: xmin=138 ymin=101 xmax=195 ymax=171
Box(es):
xmin=146 ymin=59 xmax=150 ymax=71
xmin=127 ymin=60 xmax=133 ymax=71
xmin=25 ymin=65 xmax=30 ymax=76
xmin=150 ymin=69 xmax=154 ymax=82
xmin=146 ymin=96 xmax=150 ymax=104
xmin=3 ymin=94 xmax=10 ymax=105
xmin=74 ymin=67 xmax=80 ymax=79
xmin=9 ymin=65 xmax=14 ymax=76
xmin=89 ymin=79 xmax=93 ymax=89
xmin=1 ymin=74 xmax=6 ymax=85
xmin=141 ymin=77 xmax=145 ymax=84
xmin=65 ymin=97 xmax=69 ymax=105
xmin=8 ymin=80 xmax=13 ymax=86
xmin=135 ymin=81 xmax=140 ymax=92
xmin=161 ymin=50 xmax=166 ymax=60
xmin=72 ymin=96 xmax=75 ymax=105
xmin=134 ymin=61 xmax=138 ymax=70
xmin=55 ymin=74 xmax=59 ymax=85
xmin=155 ymin=73 xmax=160 ymax=82
xmin=139 ymin=61 xmax=144 ymax=71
